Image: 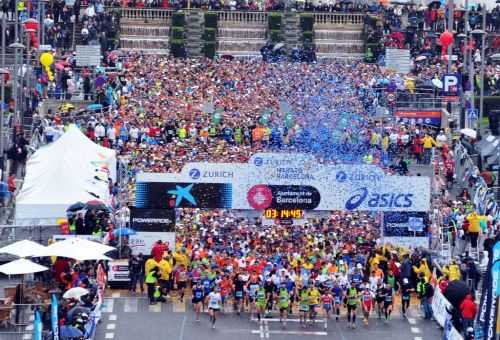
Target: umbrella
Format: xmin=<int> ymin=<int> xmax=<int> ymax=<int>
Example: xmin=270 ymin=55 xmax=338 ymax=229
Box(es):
xmin=0 ymin=258 xmax=48 ymax=275
xmin=443 ymin=280 xmax=469 ymax=308
xmin=85 ymin=200 xmax=108 ymax=211
xmin=415 ymin=55 xmax=427 ymax=61
xmin=63 ymin=287 xmax=89 ymax=300
xmin=66 ymin=306 xmax=91 ymax=324
xmin=60 ymin=325 xmax=84 ymax=339
xmin=432 ymin=78 xmax=443 ymax=88
xmin=44 ymin=237 xmax=115 ymax=255
xmin=0 ymin=240 xmax=47 ymax=258
xmin=113 ymin=228 xmax=136 ymax=237
xmin=273 ymin=43 xmax=285 ymax=51
xmin=42 ymin=245 xmax=112 ymax=261
xmin=460 ymin=128 xmax=477 ymax=139
xmin=87 ymin=103 xmax=103 ymax=111
xmin=66 ymin=201 xmax=85 ymax=212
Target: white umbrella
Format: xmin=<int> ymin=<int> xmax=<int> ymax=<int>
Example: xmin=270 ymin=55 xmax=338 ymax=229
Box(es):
xmin=432 ymin=78 xmax=443 ymax=88
xmin=415 ymin=55 xmax=427 ymax=61
xmin=460 ymin=128 xmax=477 ymax=139
xmin=0 ymin=258 xmax=48 ymax=275
xmin=63 ymin=287 xmax=89 ymax=300
xmin=42 ymin=244 xmax=112 ymax=261
xmin=0 ymin=240 xmax=47 ymax=258
xmin=47 ymin=237 xmax=115 ymax=254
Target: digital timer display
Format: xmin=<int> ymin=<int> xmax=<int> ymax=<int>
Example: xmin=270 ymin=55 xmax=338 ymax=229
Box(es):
xmin=263 ymin=209 xmax=304 ymax=219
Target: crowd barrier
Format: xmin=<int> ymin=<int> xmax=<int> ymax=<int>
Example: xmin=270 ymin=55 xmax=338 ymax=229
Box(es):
xmin=431 ymin=287 xmax=464 ymax=340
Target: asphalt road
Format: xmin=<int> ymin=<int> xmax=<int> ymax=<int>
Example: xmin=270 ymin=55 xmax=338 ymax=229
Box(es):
xmin=95 ymin=291 xmax=443 ymax=340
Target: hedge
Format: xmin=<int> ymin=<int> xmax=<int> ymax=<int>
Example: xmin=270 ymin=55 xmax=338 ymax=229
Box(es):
xmin=172 ymin=12 xmax=185 ymax=27
xmin=203 ymin=42 xmax=216 ymax=59
xmin=269 ymin=29 xmax=282 ymax=42
xmin=268 ymin=13 xmax=282 ymax=30
xmin=170 ymin=39 xmax=186 ymax=58
xmin=204 ymin=12 xmax=218 ymax=28
xmin=300 ymin=14 xmax=314 ymax=32
xmin=302 ymin=30 xmax=313 ymax=42
xmin=203 ymin=28 xmax=216 ymax=41
xmin=171 ymin=27 xmax=184 ymax=40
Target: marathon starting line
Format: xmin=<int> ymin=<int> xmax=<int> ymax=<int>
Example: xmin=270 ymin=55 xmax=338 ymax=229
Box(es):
xmin=250 ymin=319 xmax=328 ymax=338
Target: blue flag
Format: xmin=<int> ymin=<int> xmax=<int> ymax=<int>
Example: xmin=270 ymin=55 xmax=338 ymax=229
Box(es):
xmin=51 ymin=294 xmax=59 ymax=340
xmin=33 ymin=310 xmax=42 ymax=340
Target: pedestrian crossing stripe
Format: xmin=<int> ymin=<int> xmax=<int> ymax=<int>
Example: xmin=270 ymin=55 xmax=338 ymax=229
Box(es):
xmin=148 ymin=303 xmax=161 ymax=313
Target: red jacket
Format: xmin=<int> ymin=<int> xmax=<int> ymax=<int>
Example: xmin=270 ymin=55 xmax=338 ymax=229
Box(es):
xmin=460 ymin=295 xmax=478 ymax=319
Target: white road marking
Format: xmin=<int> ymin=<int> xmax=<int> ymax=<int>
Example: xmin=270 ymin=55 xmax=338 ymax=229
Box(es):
xmin=251 ymin=330 xmax=328 ymax=336
xmin=148 ymin=303 xmax=162 ymax=313
xmin=259 ymin=322 xmax=264 ymax=339
xmin=22 ymin=334 xmax=32 ymax=340
xmin=251 ymin=318 xmax=325 ymax=323
xmin=414 ymin=337 xmax=423 ymax=340
xmin=105 ymin=332 xmax=115 ymax=339
xmin=264 ymin=320 xmax=270 ymax=339
xmin=124 ymin=298 xmax=138 ymax=312
xmin=411 ymin=327 xmax=421 ymax=334
xmin=112 ymin=292 xmax=121 ymax=298
xmin=109 ymin=314 xmax=117 ymax=321
xmin=25 ymin=324 xmax=34 ymax=331
xmin=408 ymin=318 xmax=417 ymax=325
xmin=179 ymin=315 xmax=187 ymax=340
xmin=104 ymin=298 xmax=114 ymax=313
xmin=107 ymin=323 xmax=116 ymax=330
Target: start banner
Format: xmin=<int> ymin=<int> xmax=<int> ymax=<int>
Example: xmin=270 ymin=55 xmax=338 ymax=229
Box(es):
xmin=136 ymin=153 xmax=431 ymax=212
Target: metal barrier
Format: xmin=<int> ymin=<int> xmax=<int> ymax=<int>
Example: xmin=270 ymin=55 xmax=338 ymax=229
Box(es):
xmin=0 ymin=304 xmax=43 ymax=328
xmin=0 ymin=332 xmax=34 ymax=340
xmin=116 ymin=7 xmax=365 ymax=26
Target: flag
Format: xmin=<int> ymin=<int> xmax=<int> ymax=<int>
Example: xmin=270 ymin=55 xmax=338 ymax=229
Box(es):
xmin=51 ymin=294 xmax=59 ymax=340
xmin=33 ymin=310 xmax=42 ymax=340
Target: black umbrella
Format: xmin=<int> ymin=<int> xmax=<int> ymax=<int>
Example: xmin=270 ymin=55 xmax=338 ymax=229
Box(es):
xmin=443 ymin=280 xmax=469 ymax=308
xmin=66 ymin=306 xmax=91 ymax=323
xmin=66 ymin=202 xmax=85 ymax=212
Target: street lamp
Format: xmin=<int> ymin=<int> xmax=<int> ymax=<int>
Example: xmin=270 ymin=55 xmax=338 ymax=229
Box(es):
xmin=471 ymin=27 xmax=487 ymax=136
xmin=23 ymin=28 xmax=36 ymax=121
xmin=0 ymin=67 xmax=10 ymax=180
xmin=9 ymin=42 xmax=25 ymax=129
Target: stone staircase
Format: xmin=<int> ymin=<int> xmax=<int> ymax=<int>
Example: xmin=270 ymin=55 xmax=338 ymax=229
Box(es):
xmin=119 ymin=23 xmax=170 ymax=54
xmin=185 ymin=10 xmax=203 ymax=57
xmin=314 ymin=27 xmax=364 ymax=59
xmin=282 ymin=11 xmax=301 ymax=53
xmin=217 ymin=19 xmax=266 ymax=57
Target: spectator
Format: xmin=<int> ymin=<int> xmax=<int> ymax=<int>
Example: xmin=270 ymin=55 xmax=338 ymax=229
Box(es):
xmin=459 ymin=294 xmax=477 ymax=333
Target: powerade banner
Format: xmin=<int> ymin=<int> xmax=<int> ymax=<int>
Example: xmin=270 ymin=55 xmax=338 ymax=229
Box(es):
xmin=136 ymin=153 xmax=431 ymax=212
xmin=476 ymin=241 xmax=499 ymax=340
xmin=394 ymin=110 xmax=442 ymax=127
xmin=129 ymin=208 xmax=176 ymax=232
xmin=51 ymin=294 xmax=59 ymax=340
xmin=33 ymin=310 xmax=42 ymax=340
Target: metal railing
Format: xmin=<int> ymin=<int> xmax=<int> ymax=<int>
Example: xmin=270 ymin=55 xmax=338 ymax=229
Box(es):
xmin=117 ymin=8 xmax=365 ymax=26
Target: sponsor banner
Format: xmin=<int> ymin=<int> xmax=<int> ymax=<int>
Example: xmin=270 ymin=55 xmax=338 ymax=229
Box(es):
xmin=394 ymin=110 xmax=442 ymax=127
xmin=137 ymin=154 xmax=431 ymax=212
xmin=51 ymin=294 xmax=59 ymax=340
xmin=129 ymin=232 xmax=175 ymax=255
xmin=136 ymin=182 xmax=233 ymax=209
xmin=383 ymin=212 xmax=429 ymax=237
xmin=383 ymin=237 xmax=428 ymax=249
xmin=476 ymin=241 xmax=495 ymax=340
xmin=130 ymin=208 xmax=175 ymax=232
xmin=33 ymin=310 xmax=42 ymax=340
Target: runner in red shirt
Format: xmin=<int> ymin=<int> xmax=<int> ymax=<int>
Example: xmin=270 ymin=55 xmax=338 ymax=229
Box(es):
xmin=361 ymin=284 xmax=374 ymax=326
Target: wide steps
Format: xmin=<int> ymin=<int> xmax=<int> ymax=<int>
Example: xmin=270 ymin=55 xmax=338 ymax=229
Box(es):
xmin=315 ymin=41 xmax=364 ymax=54
xmin=317 ymin=52 xmax=364 ymax=60
xmin=218 ymin=27 xmax=266 ymax=40
xmin=120 ymin=48 xmax=170 ymax=55
xmin=120 ymin=37 xmax=169 ymax=50
xmin=314 ymin=29 xmax=363 ymax=40
xmin=217 ymin=39 xmax=266 ymax=53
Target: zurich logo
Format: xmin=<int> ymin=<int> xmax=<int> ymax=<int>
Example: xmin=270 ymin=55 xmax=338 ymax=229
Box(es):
xmin=189 ymin=168 xmax=201 ymax=180
xmin=254 ymin=157 xmax=264 ymax=167
xmin=336 ymin=171 xmax=348 ymax=183
xmin=345 ymin=187 xmax=368 ymax=210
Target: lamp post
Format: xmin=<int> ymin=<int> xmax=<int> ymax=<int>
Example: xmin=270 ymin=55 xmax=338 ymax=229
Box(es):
xmin=24 ymin=27 xmax=36 ymax=124
xmin=471 ymin=26 xmax=486 ymax=136
xmin=0 ymin=68 xmax=9 ymax=181
xmin=9 ymin=42 xmax=25 ymax=128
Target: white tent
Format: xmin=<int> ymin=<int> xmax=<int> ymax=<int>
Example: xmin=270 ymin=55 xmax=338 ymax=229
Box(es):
xmin=15 ymin=125 xmax=116 ymax=222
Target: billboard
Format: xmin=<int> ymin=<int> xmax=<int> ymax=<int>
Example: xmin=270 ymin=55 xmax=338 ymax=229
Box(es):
xmin=129 ymin=208 xmax=176 ymax=232
xmin=394 ymin=110 xmax=442 ymax=127
xmin=136 ymin=153 xmax=431 ymax=212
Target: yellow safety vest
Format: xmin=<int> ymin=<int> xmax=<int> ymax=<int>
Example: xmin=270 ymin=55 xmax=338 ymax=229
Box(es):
xmin=145 ymin=271 xmax=157 ymax=284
